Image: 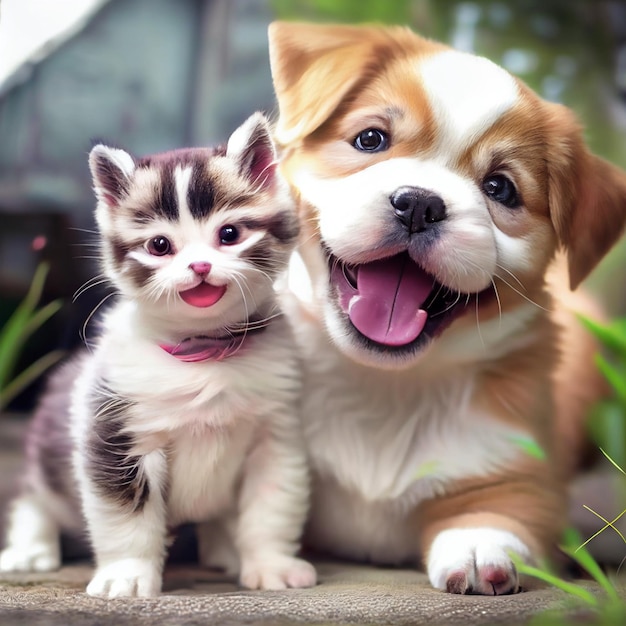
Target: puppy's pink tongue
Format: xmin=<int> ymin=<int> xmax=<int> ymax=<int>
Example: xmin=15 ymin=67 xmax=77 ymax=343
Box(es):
xmin=180 ymin=283 xmax=226 ymax=308
xmin=348 ymin=256 xmax=432 ymax=346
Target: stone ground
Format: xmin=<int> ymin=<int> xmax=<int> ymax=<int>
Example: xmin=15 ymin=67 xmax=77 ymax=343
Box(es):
xmin=0 ymin=561 xmax=610 ymax=626
xmin=1 ymin=417 xmax=623 ymax=626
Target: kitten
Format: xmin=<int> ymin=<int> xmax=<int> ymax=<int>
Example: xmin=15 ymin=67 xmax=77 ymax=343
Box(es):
xmin=0 ymin=112 xmax=316 ymax=598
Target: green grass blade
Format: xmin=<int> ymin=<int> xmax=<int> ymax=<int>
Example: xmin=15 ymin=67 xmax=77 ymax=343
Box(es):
xmin=599 ymin=448 xmax=626 ymax=476
xmin=563 ymin=532 xmax=621 ymax=602
xmin=412 ymin=460 xmax=440 ymax=480
xmin=594 ymin=353 xmax=626 ymax=403
xmin=563 ymin=550 xmax=620 ymax=603
xmin=0 ymin=263 xmax=52 ymax=388
xmin=586 ymin=401 xmax=626 ymax=468
xmin=19 ymin=299 xmax=63 ymax=341
xmin=578 ymin=314 xmax=626 ymax=352
xmin=508 ymin=434 xmax=546 ymax=460
xmin=0 ymin=350 xmax=65 ymax=411
xmin=0 ymin=304 xmax=35 ymax=388
xmin=25 ymin=262 xmax=51 ymax=309
xmin=512 ymin=558 xmax=598 ymax=605
xmin=577 ymin=507 xmax=626 ymax=553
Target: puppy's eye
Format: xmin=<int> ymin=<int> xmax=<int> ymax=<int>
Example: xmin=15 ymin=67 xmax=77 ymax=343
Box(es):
xmin=482 ymin=175 xmax=520 ymax=208
xmin=353 ymin=128 xmax=389 ymax=152
xmin=219 ymin=224 xmax=240 ymax=245
xmin=147 ymin=236 xmax=173 ymax=256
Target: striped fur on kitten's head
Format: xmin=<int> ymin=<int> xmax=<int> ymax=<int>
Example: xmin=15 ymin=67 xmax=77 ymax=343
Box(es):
xmin=88 ymin=113 xmax=299 ymax=328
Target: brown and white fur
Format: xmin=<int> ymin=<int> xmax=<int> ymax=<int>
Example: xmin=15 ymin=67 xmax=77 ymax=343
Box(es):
xmin=268 ymin=22 xmax=626 ymax=594
xmin=0 ymin=113 xmax=316 ymax=597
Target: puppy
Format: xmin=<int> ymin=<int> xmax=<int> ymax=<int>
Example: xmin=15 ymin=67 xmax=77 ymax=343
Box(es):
xmin=268 ymin=22 xmax=626 ymax=594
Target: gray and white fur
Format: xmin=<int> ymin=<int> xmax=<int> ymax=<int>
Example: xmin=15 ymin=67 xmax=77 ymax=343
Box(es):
xmin=0 ymin=113 xmax=316 ymax=597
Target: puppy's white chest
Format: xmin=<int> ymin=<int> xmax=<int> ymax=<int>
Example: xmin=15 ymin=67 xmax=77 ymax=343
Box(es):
xmin=301 ymin=352 xmax=523 ymax=505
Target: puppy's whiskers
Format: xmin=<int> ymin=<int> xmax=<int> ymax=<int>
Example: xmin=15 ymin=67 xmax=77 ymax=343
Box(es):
xmin=495 ymin=264 xmax=526 ymax=291
xmin=474 ymin=293 xmax=486 ymax=351
xmin=492 ymin=273 xmax=552 ymax=313
xmin=430 ymin=290 xmax=463 ymax=318
xmin=341 ymin=262 xmax=357 ymax=287
xmin=489 ymin=278 xmax=503 ymax=329
xmin=424 ymin=281 xmax=446 ymax=310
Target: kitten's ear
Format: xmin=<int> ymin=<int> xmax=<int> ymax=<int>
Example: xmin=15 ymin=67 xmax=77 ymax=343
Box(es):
xmin=226 ymin=112 xmax=277 ymax=190
xmin=89 ymin=144 xmax=136 ymax=208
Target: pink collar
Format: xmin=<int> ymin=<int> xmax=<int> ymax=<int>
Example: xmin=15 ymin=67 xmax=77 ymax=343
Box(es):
xmin=159 ymin=323 xmax=268 ymax=362
xmin=159 ymin=312 xmax=273 ymax=363
xmin=159 ymin=335 xmax=244 ymax=362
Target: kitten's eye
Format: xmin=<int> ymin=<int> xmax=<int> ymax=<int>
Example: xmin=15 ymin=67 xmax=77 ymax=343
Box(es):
xmin=147 ymin=236 xmax=172 ymax=256
xmin=353 ymin=128 xmax=389 ymax=152
xmin=482 ymin=174 xmax=520 ymax=208
xmin=219 ymin=225 xmax=239 ymax=245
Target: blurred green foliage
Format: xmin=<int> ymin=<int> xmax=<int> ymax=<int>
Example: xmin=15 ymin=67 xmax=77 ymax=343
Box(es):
xmin=0 ymin=263 xmax=65 ymax=412
xmin=580 ymin=315 xmax=626 ymax=471
xmin=513 ymin=528 xmax=625 ymax=625
xmin=269 ymin=0 xmax=626 ymax=313
xmin=271 ymin=0 xmax=413 ymax=23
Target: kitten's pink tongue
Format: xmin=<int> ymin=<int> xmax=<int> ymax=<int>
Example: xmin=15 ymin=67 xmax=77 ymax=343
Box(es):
xmin=348 ymin=256 xmax=432 ymax=346
xmin=179 ymin=283 xmax=226 ymax=308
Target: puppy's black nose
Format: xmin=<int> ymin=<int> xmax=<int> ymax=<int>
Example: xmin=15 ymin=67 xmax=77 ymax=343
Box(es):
xmin=390 ymin=186 xmax=446 ymax=233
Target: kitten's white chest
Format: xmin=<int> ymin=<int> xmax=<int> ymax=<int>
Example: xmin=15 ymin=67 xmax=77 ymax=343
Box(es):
xmin=84 ymin=304 xmax=300 ymax=528
xmin=166 ymin=423 xmax=254 ymax=526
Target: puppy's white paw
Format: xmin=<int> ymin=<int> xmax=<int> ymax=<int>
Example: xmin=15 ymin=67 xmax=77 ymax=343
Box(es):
xmin=0 ymin=542 xmax=61 ymax=573
xmin=86 ymin=558 xmax=161 ymax=598
xmin=427 ymin=528 xmax=530 ymax=595
xmin=240 ymin=554 xmax=317 ymax=590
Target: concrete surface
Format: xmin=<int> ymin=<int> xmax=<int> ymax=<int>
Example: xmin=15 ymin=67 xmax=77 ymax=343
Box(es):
xmin=0 ymin=560 xmax=608 ymax=626
xmin=1 ymin=415 xmax=623 ymax=626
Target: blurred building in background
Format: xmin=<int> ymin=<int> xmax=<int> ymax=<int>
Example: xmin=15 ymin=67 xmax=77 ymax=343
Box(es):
xmin=1 ymin=0 xmax=625 ymax=410
xmin=0 ymin=0 xmax=275 ymax=303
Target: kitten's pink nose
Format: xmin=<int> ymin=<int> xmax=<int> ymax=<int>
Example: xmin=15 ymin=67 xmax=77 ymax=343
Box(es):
xmin=189 ymin=261 xmax=212 ymax=276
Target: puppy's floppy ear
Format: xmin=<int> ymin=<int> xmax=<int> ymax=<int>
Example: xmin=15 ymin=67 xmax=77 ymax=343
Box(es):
xmin=268 ymin=21 xmax=416 ymax=145
xmin=547 ymin=104 xmax=626 ymax=289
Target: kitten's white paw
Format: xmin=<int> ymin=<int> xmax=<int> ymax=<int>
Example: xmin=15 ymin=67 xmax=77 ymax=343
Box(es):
xmin=427 ymin=528 xmax=530 ymax=595
xmin=0 ymin=542 xmax=61 ymax=573
xmin=240 ymin=554 xmax=317 ymax=590
xmin=86 ymin=558 xmax=161 ymax=598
